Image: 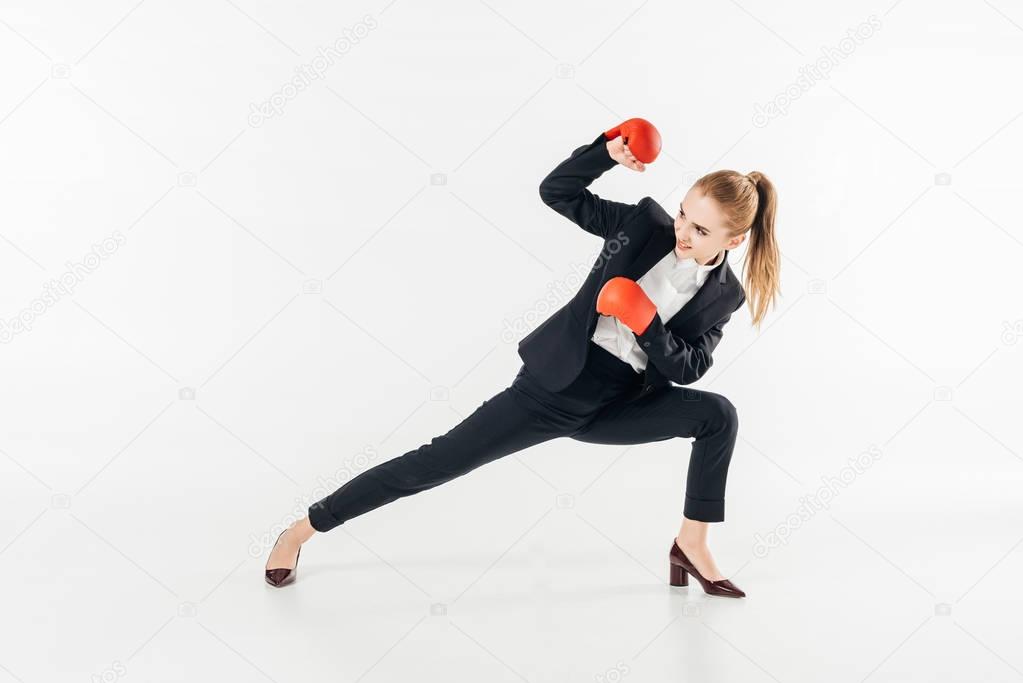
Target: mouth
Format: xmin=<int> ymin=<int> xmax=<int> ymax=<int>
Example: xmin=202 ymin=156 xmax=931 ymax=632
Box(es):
xmin=676 ymin=241 xmax=691 ymax=251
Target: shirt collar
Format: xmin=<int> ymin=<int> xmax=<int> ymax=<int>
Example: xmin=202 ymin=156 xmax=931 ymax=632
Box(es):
xmin=672 ymin=248 xmax=724 ymax=273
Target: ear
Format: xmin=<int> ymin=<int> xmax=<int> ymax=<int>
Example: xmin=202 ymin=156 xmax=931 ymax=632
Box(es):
xmin=727 ymin=233 xmax=746 ymax=250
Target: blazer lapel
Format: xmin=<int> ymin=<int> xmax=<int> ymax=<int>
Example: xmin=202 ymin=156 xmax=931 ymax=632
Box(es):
xmin=622 ymin=222 xmax=731 ymax=330
xmin=666 ymin=253 xmax=728 ymax=328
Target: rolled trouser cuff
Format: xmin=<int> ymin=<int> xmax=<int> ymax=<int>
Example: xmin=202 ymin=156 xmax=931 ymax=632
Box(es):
xmin=684 ymin=496 xmax=724 ymax=523
xmin=308 ymin=501 xmax=342 ymax=533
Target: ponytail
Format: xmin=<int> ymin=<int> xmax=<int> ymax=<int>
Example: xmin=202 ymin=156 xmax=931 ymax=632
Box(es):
xmin=743 ymin=172 xmax=780 ymax=329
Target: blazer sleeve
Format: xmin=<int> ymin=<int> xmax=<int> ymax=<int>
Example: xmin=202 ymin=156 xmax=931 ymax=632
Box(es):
xmin=633 ymin=294 xmax=745 ymax=385
xmin=538 ymin=132 xmax=640 ymax=239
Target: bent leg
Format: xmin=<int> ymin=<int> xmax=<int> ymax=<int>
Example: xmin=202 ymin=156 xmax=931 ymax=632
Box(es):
xmin=570 ymin=387 xmax=739 ymax=522
xmin=308 ymin=386 xmax=560 ymax=532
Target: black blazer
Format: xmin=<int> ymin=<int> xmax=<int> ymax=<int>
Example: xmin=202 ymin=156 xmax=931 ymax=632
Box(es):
xmin=518 ymin=132 xmax=747 ymax=402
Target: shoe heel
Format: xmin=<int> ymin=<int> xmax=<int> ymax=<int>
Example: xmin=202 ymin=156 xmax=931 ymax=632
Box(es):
xmin=669 ymin=563 xmax=688 ymax=587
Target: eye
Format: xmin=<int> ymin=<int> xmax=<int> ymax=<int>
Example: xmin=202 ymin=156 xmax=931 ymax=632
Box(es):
xmin=679 ymin=209 xmax=707 ymax=236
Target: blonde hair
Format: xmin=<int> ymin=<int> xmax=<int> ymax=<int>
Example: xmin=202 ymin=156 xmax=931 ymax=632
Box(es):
xmin=693 ymin=170 xmax=780 ymax=328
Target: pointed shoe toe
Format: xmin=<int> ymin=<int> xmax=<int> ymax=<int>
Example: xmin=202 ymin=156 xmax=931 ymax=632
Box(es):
xmin=265 ymin=567 xmax=296 ymax=587
xmin=705 ymin=578 xmax=745 ymax=598
xmin=264 ymin=531 xmax=301 ymax=588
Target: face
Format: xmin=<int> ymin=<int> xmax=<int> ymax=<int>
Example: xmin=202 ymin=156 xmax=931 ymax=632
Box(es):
xmin=673 ymin=188 xmax=746 ymax=265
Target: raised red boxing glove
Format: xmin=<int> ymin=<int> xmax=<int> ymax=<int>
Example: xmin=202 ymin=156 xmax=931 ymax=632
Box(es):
xmin=603 ymin=118 xmax=662 ymax=164
xmin=596 ymin=277 xmax=658 ymax=335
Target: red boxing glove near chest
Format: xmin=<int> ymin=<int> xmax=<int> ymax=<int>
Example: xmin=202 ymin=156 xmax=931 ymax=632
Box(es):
xmin=596 ymin=277 xmax=658 ymax=335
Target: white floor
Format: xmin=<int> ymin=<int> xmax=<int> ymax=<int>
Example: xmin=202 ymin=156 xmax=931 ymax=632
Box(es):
xmin=4 ymin=399 xmax=1023 ymax=682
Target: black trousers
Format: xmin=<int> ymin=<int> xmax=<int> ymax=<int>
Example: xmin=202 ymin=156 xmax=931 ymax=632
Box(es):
xmin=308 ymin=341 xmax=739 ymax=533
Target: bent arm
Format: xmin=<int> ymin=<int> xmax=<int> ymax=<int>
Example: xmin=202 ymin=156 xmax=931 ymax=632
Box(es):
xmin=634 ymin=295 xmax=745 ymax=385
xmin=538 ymin=132 xmax=638 ymax=239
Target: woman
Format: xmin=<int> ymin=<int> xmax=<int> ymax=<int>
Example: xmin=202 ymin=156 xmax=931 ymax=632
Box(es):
xmin=265 ymin=118 xmax=780 ymax=597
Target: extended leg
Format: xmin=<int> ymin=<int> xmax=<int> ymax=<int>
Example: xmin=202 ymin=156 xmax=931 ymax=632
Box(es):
xmin=308 ymin=386 xmax=562 ymax=532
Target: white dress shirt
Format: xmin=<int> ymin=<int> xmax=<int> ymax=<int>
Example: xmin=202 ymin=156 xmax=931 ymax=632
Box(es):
xmin=591 ymin=248 xmax=725 ymax=373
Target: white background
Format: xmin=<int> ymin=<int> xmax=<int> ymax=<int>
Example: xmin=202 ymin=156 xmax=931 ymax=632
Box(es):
xmin=2 ymin=0 xmax=1022 ymax=681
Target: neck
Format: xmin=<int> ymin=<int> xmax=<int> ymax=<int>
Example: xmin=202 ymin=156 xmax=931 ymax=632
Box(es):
xmin=698 ymin=250 xmax=722 ymax=267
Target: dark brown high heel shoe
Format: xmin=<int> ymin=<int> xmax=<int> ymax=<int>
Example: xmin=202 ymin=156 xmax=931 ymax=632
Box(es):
xmin=265 ymin=530 xmax=301 ymax=587
xmin=669 ymin=539 xmax=745 ymax=598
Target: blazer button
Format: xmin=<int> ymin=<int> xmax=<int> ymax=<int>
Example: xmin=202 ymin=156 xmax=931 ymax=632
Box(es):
xmin=642 ymin=341 xmax=650 ymax=347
